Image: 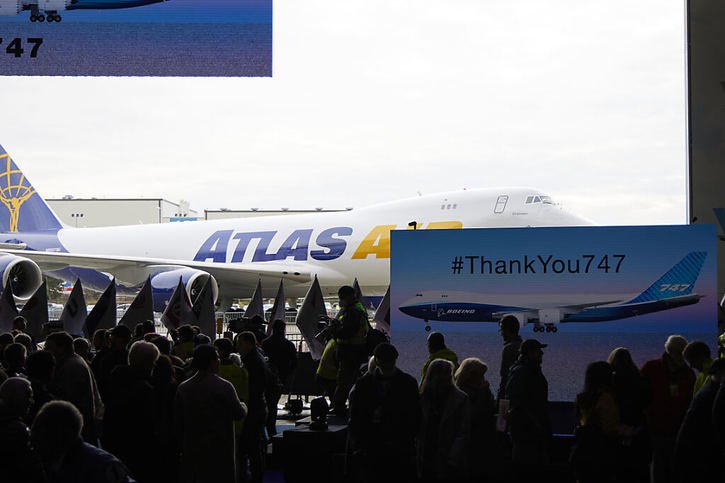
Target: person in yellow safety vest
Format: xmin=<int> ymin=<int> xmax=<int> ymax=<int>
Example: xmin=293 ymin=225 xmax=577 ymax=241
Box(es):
xmin=172 ymin=325 xmax=196 ymax=361
xmin=331 ymin=285 xmax=370 ymax=415
xmin=683 ymin=340 xmax=714 ymax=394
xmin=421 ymin=332 xmax=459 ymax=381
xmin=214 ymin=337 xmax=249 ymax=436
xmin=316 ymin=338 xmax=338 ymax=397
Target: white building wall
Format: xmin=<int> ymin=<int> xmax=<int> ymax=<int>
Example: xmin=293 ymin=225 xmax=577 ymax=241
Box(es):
xmin=47 ymin=199 xmax=199 ymax=227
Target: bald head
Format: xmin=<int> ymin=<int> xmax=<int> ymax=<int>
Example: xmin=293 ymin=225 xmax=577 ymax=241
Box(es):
xmin=665 ymin=335 xmax=688 ymax=368
xmin=0 ymin=377 xmax=33 ymax=418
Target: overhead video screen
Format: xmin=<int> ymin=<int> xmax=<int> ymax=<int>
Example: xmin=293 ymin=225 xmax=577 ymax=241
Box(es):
xmin=0 ymin=0 xmax=272 ymax=76
xmin=391 ymin=225 xmax=717 ymax=401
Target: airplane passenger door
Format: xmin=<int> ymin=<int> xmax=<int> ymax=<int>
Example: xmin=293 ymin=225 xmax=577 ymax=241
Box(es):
xmin=494 ymin=195 xmax=509 ymax=214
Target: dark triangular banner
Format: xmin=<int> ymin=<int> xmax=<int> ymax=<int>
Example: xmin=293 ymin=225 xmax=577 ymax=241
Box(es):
xmin=59 ymin=278 xmax=87 ymax=337
xmin=373 ymin=286 xmax=391 ymax=335
xmin=192 ymin=277 xmax=216 ymax=339
xmin=19 ymin=280 xmax=48 ymax=342
xmin=266 ymin=279 xmax=286 ymax=336
xmin=245 ymin=279 xmax=264 ymax=319
xmin=353 ymin=277 xmax=364 ymax=303
xmin=295 ymin=275 xmax=327 ymax=360
xmin=84 ymin=278 xmax=117 ymax=338
xmin=160 ymin=277 xmax=193 ymax=331
xmin=0 ymin=284 xmax=18 ymax=333
xmin=119 ymin=277 xmax=154 ymax=329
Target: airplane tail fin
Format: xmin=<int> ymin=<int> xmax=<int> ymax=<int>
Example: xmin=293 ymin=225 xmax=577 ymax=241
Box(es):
xmin=0 ymin=144 xmax=63 ymax=233
xmin=626 ymin=252 xmax=707 ymax=304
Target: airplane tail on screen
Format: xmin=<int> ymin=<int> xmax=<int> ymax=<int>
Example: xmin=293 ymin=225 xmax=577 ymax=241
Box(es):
xmin=0 ymin=144 xmax=63 ymax=233
xmin=626 ymin=251 xmax=707 ymax=304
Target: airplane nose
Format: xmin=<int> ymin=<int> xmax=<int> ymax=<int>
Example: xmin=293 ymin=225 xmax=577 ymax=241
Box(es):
xmin=398 ymin=304 xmax=419 ymax=317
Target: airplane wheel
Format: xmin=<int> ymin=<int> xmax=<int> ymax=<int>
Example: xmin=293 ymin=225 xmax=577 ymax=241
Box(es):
xmin=30 ymin=14 xmax=37 ymax=22
xmin=38 ymin=14 xmax=45 ymax=22
xmin=425 ymin=325 xmax=431 ymax=332
xmin=47 ymin=15 xmax=54 ymax=22
xmin=552 ymin=326 xmax=558 ymax=333
xmin=56 ymin=14 xmax=62 ymax=21
xmin=545 ymin=326 xmax=551 ymax=333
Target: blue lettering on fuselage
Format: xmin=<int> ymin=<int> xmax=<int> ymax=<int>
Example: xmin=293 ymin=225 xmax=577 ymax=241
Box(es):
xmin=193 ymin=227 xmax=352 ymax=263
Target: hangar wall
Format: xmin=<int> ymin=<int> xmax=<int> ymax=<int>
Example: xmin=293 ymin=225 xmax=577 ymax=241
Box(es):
xmin=47 ymin=198 xmax=199 ymax=227
xmin=687 ymin=0 xmax=725 ymax=300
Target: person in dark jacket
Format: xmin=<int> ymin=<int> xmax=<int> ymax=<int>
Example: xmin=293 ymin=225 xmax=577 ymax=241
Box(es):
xmin=454 ymin=357 xmax=498 ymax=482
xmin=497 ymin=315 xmax=522 ymax=400
xmin=640 ymin=335 xmax=695 ymax=483
xmin=261 ymin=319 xmax=297 ymax=436
xmin=418 ymin=358 xmax=471 ymax=482
xmin=237 ymin=331 xmax=267 ymax=483
xmin=674 ymin=358 xmax=725 ymax=483
xmin=715 ymin=375 xmax=725 ymax=478
xmin=32 ymin=400 xmax=135 ymax=483
xmin=94 ymin=324 xmax=131 ymax=401
xmin=0 ymin=377 xmax=39 ymax=483
xmin=25 ymin=350 xmax=56 ymax=424
xmin=608 ymin=347 xmax=651 ymax=483
xmin=102 ymin=341 xmax=159 ymax=482
xmin=349 ymin=343 xmax=421 ymax=483
xmin=505 ymin=339 xmax=551 ymax=466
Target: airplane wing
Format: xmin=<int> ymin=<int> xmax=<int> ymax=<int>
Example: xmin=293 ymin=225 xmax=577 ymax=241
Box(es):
xmin=0 ymin=248 xmax=312 ymax=288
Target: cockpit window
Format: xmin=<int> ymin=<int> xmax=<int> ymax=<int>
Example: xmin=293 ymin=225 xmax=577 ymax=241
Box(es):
xmin=540 ymin=196 xmax=553 ymax=204
xmin=526 ymin=196 xmax=534 ymax=204
xmin=526 ymin=195 xmax=554 ymax=205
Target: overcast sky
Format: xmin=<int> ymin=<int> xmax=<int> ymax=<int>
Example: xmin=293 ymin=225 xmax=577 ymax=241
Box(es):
xmin=1 ymin=0 xmax=687 ymax=225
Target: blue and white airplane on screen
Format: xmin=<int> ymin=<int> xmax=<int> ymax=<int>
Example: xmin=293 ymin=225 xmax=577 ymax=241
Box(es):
xmin=399 ymin=251 xmax=707 ymax=333
xmin=0 ymin=143 xmax=589 ymax=311
xmin=0 ymin=0 xmax=165 ymax=22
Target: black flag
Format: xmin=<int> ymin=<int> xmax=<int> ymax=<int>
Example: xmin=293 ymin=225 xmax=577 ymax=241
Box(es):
xmin=192 ymin=277 xmax=216 ymax=339
xmin=373 ymin=286 xmax=391 ymax=335
xmin=266 ymin=279 xmax=286 ymax=336
xmin=119 ymin=277 xmax=154 ymax=329
xmin=161 ymin=277 xmax=193 ymax=331
xmin=295 ymin=275 xmax=327 ymax=360
xmin=0 ymin=284 xmax=18 ymax=333
xmin=19 ymin=280 xmax=48 ymax=342
xmin=245 ymin=279 xmax=264 ymax=320
xmin=84 ymin=279 xmax=117 ymax=338
xmin=59 ymin=278 xmax=87 ymax=337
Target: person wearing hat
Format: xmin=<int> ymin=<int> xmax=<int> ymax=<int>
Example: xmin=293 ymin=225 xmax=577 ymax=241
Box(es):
xmin=349 ymin=343 xmax=420 ymax=483
xmin=674 ymin=357 xmax=725 ymax=483
xmin=504 ymin=338 xmax=551 ymax=465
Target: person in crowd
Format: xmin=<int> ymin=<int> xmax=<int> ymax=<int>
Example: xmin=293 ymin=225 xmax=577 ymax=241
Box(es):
xmin=714 ymin=373 xmax=725 ymax=476
xmin=0 ymin=377 xmax=38 ymax=482
xmin=142 ymin=319 xmax=155 ymax=336
xmin=214 ymin=335 xmax=249 ymax=470
xmin=674 ymin=358 xmax=725 ymax=483
xmin=237 ymin=331 xmax=267 ymax=483
xmin=94 ymin=324 xmax=132 ymax=400
xmin=418 ymin=358 xmax=471 ymax=483
xmin=349 ymin=343 xmax=420 ymax=483
xmin=683 ymin=340 xmax=713 ymax=394
xmin=151 ymin=355 xmax=179 ymax=483
xmin=74 ymin=337 xmax=92 ymax=364
xmin=102 ymin=341 xmax=159 ymax=482
xmin=261 ymin=319 xmax=297 ymax=436
xmin=505 ymin=339 xmax=551 ymax=466
xmin=421 ymin=332 xmax=458 ymax=380
xmin=316 ymin=337 xmax=338 ymax=397
xmin=641 ymin=335 xmax=695 ymax=483
xmin=44 ymin=330 xmax=101 ymax=444
xmin=607 ymin=347 xmax=651 ymax=482
xmin=32 ymin=400 xmax=135 ymax=483
xmin=133 ymin=323 xmax=146 ymax=342
xmin=14 ymin=332 xmax=35 ymax=354
xmin=172 ymin=325 xmax=195 ymax=360
xmin=25 ymin=350 xmax=56 ymax=424
xmin=12 ymin=315 xmax=28 ymax=334
xmin=90 ymin=329 xmax=109 ymax=375
xmin=194 ymin=333 xmax=212 ymax=347
xmin=454 ymin=357 xmax=498 ymax=482
xmin=497 ymin=315 xmax=523 ymax=400
xmin=330 ymin=285 xmax=370 ymax=415
xmin=0 ymin=331 xmax=15 ymax=366
xmin=571 ymin=361 xmax=633 ymax=483
xmin=3 ymin=342 xmax=27 ymax=377
xmin=175 ymin=344 xmax=247 ymax=483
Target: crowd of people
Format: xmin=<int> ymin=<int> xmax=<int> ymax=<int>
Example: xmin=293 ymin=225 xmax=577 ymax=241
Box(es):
xmin=0 ymin=312 xmax=297 ymax=483
xmin=0 ymin=286 xmax=723 ymax=483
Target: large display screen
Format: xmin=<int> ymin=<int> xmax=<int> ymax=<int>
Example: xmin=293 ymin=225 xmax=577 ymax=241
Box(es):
xmin=0 ymin=0 xmax=272 ymax=76
xmin=391 ymin=225 xmax=717 ymax=401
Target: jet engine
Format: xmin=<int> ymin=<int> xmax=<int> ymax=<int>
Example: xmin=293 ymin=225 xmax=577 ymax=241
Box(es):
xmin=0 ymin=254 xmax=43 ymax=302
xmin=0 ymin=0 xmax=22 ymax=16
xmin=150 ymin=268 xmax=219 ymax=313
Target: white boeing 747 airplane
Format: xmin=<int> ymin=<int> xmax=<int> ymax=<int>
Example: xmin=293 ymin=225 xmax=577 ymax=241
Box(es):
xmin=0 ymin=143 xmax=589 ymax=310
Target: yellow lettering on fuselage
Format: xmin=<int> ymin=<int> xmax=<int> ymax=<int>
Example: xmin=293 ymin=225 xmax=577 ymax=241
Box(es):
xmin=352 ymin=222 xmax=463 ymax=259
